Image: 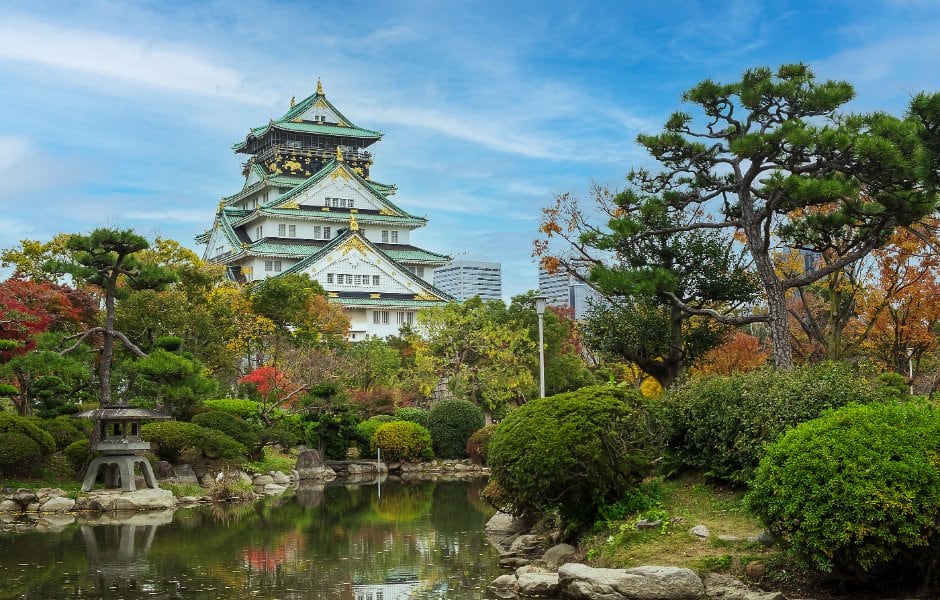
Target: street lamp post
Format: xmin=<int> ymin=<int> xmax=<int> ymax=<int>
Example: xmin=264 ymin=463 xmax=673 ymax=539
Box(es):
xmin=907 ymin=347 xmax=915 ymax=395
xmin=534 ymin=295 xmax=548 ymax=399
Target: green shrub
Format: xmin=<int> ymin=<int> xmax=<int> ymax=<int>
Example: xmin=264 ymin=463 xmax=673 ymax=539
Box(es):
xmin=466 ymin=424 xmax=496 ymax=464
xmin=192 ymin=411 xmax=260 ymax=450
xmin=0 ymin=383 xmax=19 ymax=397
xmin=356 ymin=415 xmax=394 ymax=447
xmin=203 ymin=398 xmax=260 ymax=421
xmin=746 ymin=401 xmax=940 ymax=582
xmin=393 ymin=407 xmax=429 ymax=427
xmin=667 ymin=362 xmax=886 ymax=484
xmin=371 ymin=421 xmax=433 ymax=462
xmin=141 ymin=421 xmax=246 ymax=462
xmin=304 ymin=407 xmax=363 ymax=460
xmin=487 ymin=385 xmax=666 ymax=531
xmin=30 ymin=416 xmax=85 ymax=451
xmin=64 ymin=438 xmax=90 ymax=474
xmin=427 ymin=399 xmax=485 ymax=459
xmin=0 ymin=432 xmax=48 ymax=476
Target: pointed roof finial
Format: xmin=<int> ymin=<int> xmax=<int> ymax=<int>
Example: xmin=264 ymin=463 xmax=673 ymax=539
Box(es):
xmin=336 ymin=146 xmax=344 ymax=162
xmin=290 ymin=95 xmax=296 ymax=108
xmin=349 ymin=213 xmax=359 ymax=231
xmin=317 ymin=78 xmax=324 ymax=95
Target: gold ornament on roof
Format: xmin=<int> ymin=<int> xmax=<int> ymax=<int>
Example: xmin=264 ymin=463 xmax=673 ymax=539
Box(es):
xmin=414 ymin=292 xmax=437 ymax=301
xmin=370 ymin=293 xmax=381 ymax=299
xmin=290 ymin=95 xmax=296 ymax=108
xmin=336 ymin=146 xmax=344 ymax=162
xmin=242 ymin=266 xmax=253 ymax=273
xmin=349 ymin=213 xmax=359 ymax=231
xmin=317 ymin=79 xmax=324 ymax=95
xmin=341 ymin=237 xmax=369 ymax=256
xmin=217 ymin=200 xmax=224 ymax=213
xmin=282 ymin=200 xmax=300 ymax=209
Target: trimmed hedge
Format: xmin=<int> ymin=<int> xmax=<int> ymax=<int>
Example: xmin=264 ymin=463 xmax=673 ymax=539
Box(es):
xmin=64 ymin=438 xmax=90 ymax=474
xmin=393 ymin=407 xmax=429 ymax=428
xmin=141 ymin=421 xmax=246 ymax=462
xmin=192 ymin=410 xmax=260 ymax=450
xmin=427 ymin=399 xmax=485 ymax=459
xmin=746 ymin=401 xmax=940 ymax=581
xmin=30 ymin=416 xmax=85 ymax=451
xmin=203 ymin=398 xmax=260 ymax=421
xmin=371 ymin=421 xmax=433 ymax=462
xmin=487 ymin=385 xmax=666 ymax=530
xmin=356 ymin=415 xmax=395 ymax=447
xmin=667 ymin=362 xmax=886 ymax=484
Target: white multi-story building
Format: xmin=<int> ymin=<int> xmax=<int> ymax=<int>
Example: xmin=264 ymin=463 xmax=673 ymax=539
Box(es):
xmin=197 ymin=81 xmax=453 ymax=340
xmin=433 ymin=258 xmax=502 ymax=301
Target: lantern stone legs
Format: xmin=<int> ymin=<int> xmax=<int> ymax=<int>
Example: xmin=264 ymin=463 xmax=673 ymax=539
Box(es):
xmin=81 ymin=455 xmax=159 ymax=492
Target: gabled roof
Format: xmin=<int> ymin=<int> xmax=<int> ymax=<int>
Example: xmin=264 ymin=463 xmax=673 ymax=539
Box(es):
xmin=259 ymin=157 xmax=416 ymax=219
xmin=233 ymin=83 xmax=382 ymax=152
xmin=235 ymin=237 xmax=449 ymax=264
xmin=280 ymin=226 xmax=454 ymax=303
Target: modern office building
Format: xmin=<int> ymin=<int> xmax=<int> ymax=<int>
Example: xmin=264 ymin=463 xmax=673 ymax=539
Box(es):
xmin=433 ymin=259 xmax=502 ymax=301
xmin=538 ymin=265 xmax=607 ymax=320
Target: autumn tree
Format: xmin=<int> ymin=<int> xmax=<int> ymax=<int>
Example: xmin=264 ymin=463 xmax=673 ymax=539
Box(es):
xmin=582 ymin=64 xmax=940 ymax=368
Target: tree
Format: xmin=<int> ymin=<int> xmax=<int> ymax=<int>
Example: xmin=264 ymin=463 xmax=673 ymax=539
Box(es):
xmin=49 ymin=228 xmax=177 ymax=405
xmin=415 ymin=298 xmax=535 ymax=420
xmin=583 ymin=64 xmax=940 ymax=368
xmin=0 ymin=234 xmax=73 ymax=283
xmin=537 ymin=185 xmax=756 ymax=386
xmin=249 ymin=273 xmax=348 ymax=353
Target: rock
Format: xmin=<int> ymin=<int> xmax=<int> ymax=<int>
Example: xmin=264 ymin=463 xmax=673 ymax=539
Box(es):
xmin=518 ymin=572 xmax=560 ymax=597
xmin=73 ymin=496 xmax=104 ymax=512
xmin=271 ymin=471 xmax=291 ymax=485
xmin=262 ymin=483 xmax=287 ymax=495
xmin=13 ymin=488 xmax=38 ymax=508
xmin=0 ymin=499 xmax=21 ymax=513
xmin=36 ymin=487 xmax=66 ymax=500
xmin=509 ymin=534 xmax=545 ymax=556
xmin=179 ymin=496 xmax=200 ymax=504
xmin=39 ymin=496 xmax=75 ymax=513
xmin=516 ymin=565 xmax=546 ymax=576
xmin=296 ymin=449 xmax=324 ymax=469
xmin=757 ymin=531 xmax=776 ymax=546
xmin=499 ymin=556 xmax=531 ymax=569
xmin=690 ymin=524 xmax=710 ymax=538
xmin=199 ymin=473 xmax=215 ymax=487
xmin=542 ymin=543 xmax=578 ymax=568
xmin=154 ymin=460 xmax=175 ymax=479
xmin=558 ymin=563 xmax=704 ymax=600
xmin=703 ymin=573 xmax=784 ymax=600
xmin=347 ymin=463 xmax=367 ymax=475
xmin=253 ymin=474 xmax=274 ymax=486
xmin=489 ymin=574 xmax=518 ymax=599
xmin=25 ymin=502 xmax=40 ymax=513
xmin=717 ymin=534 xmax=742 ymax=542
xmin=744 ymin=562 xmax=766 ymax=580
xmin=636 ymin=519 xmax=663 ymax=530
xmin=88 ymin=489 xmax=177 ymax=511
xmin=174 ymin=464 xmax=199 ymax=485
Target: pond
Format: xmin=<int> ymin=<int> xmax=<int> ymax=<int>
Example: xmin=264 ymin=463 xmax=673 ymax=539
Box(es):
xmin=0 ymin=477 xmax=507 ymax=599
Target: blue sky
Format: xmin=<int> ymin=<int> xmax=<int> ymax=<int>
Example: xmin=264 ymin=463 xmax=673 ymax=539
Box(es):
xmin=1 ymin=1 xmax=939 ymax=299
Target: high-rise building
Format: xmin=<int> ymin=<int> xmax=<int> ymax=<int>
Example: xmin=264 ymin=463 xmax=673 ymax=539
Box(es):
xmin=538 ymin=265 xmax=607 ymax=320
xmin=197 ymin=81 xmax=453 ymax=340
xmin=433 ymin=259 xmax=502 ymax=301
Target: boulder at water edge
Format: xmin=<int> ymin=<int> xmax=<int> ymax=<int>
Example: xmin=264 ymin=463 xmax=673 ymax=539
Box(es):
xmin=558 ymin=563 xmax=704 ymax=600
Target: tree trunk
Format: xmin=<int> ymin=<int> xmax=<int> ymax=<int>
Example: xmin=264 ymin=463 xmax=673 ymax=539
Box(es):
xmin=100 ymin=285 xmax=115 ymax=406
xmin=766 ymin=281 xmax=794 ymax=369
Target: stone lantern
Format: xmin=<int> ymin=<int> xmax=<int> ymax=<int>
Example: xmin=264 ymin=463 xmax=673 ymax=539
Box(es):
xmin=78 ymin=405 xmax=170 ymax=492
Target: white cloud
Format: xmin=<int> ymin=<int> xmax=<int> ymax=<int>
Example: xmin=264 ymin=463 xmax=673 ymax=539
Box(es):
xmin=124 ymin=209 xmax=212 ymax=223
xmin=0 ymin=17 xmax=265 ymax=104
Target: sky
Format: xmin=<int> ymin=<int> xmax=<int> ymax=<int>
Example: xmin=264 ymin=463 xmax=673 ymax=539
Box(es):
xmin=1 ymin=0 xmax=939 ymax=299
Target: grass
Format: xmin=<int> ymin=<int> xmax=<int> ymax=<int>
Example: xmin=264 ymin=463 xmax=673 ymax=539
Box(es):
xmin=162 ymin=482 xmax=206 ymax=498
xmin=1 ymin=478 xmax=84 ymax=498
xmin=582 ymin=473 xmax=783 ymax=577
xmin=241 ymin=447 xmax=295 ymax=474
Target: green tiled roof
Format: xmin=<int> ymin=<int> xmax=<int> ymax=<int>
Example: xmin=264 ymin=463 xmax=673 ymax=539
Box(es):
xmin=258 ymin=208 xmax=426 ymax=226
xmin=242 ymin=239 xmax=448 ymax=263
xmin=385 ymin=248 xmax=450 ymax=263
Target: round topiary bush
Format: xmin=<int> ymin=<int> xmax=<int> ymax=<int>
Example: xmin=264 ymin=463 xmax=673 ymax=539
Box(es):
xmin=467 ymin=424 xmax=496 ymax=465
xmin=64 ymin=438 xmax=90 ymax=474
xmin=356 ymin=415 xmax=395 ymax=448
xmin=371 ymin=421 xmax=433 ymax=462
xmin=746 ymin=401 xmax=940 ymax=582
xmin=427 ymin=399 xmax=485 ymax=459
xmin=487 ymin=385 xmax=666 ymax=530
xmin=667 ymin=362 xmax=886 ymax=484
xmin=192 ymin=410 xmax=260 ymax=451
xmin=30 ymin=416 xmax=85 ymax=451
xmin=0 ymin=413 xmax=56 ymax=477
xmin=393 ymin=407 xmax=429 ymax=428
xmin=141 ymin=421 xmax=246 ymax=462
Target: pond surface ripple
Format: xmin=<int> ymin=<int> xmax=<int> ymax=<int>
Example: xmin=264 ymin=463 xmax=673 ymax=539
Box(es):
xmin=0 ymin=477 xmax=506 ymax=599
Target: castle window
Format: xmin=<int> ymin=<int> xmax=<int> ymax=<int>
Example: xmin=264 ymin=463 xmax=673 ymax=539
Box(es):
xmin=381 ymin=230 xmax=389 ymax=243
xmin=348 ymin=199 xmax=354 ymax=208
xmin=288 ymin=225 xmax=296 ymax=237
xmin=274 ymin=261 xmax=282 ymax=272
xmin=373 ymin=310 xmax=389 ymax=325
xmin=323 ymin=227 xmax=331 ymax=239
xmin=327 ymin=273 xmax=334 ymax=284
xmin=265 ymin=260 xmax=273 ymax=272
xmin=255 ymin=225 xmax=262 ymax=239
xmin=278 ymin=224 xmax=286 ymax=237
xmin=373 ymin=275 xmax=380 ymax=286
xmin=314 ymin=226 xmax=321 ymax=238
xmin=391 ymin=231 xmax=399 ymax=243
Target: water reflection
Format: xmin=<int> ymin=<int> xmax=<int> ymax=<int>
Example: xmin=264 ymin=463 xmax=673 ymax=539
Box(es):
xmin=0 ymin=477 xmax=502 ymax=599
